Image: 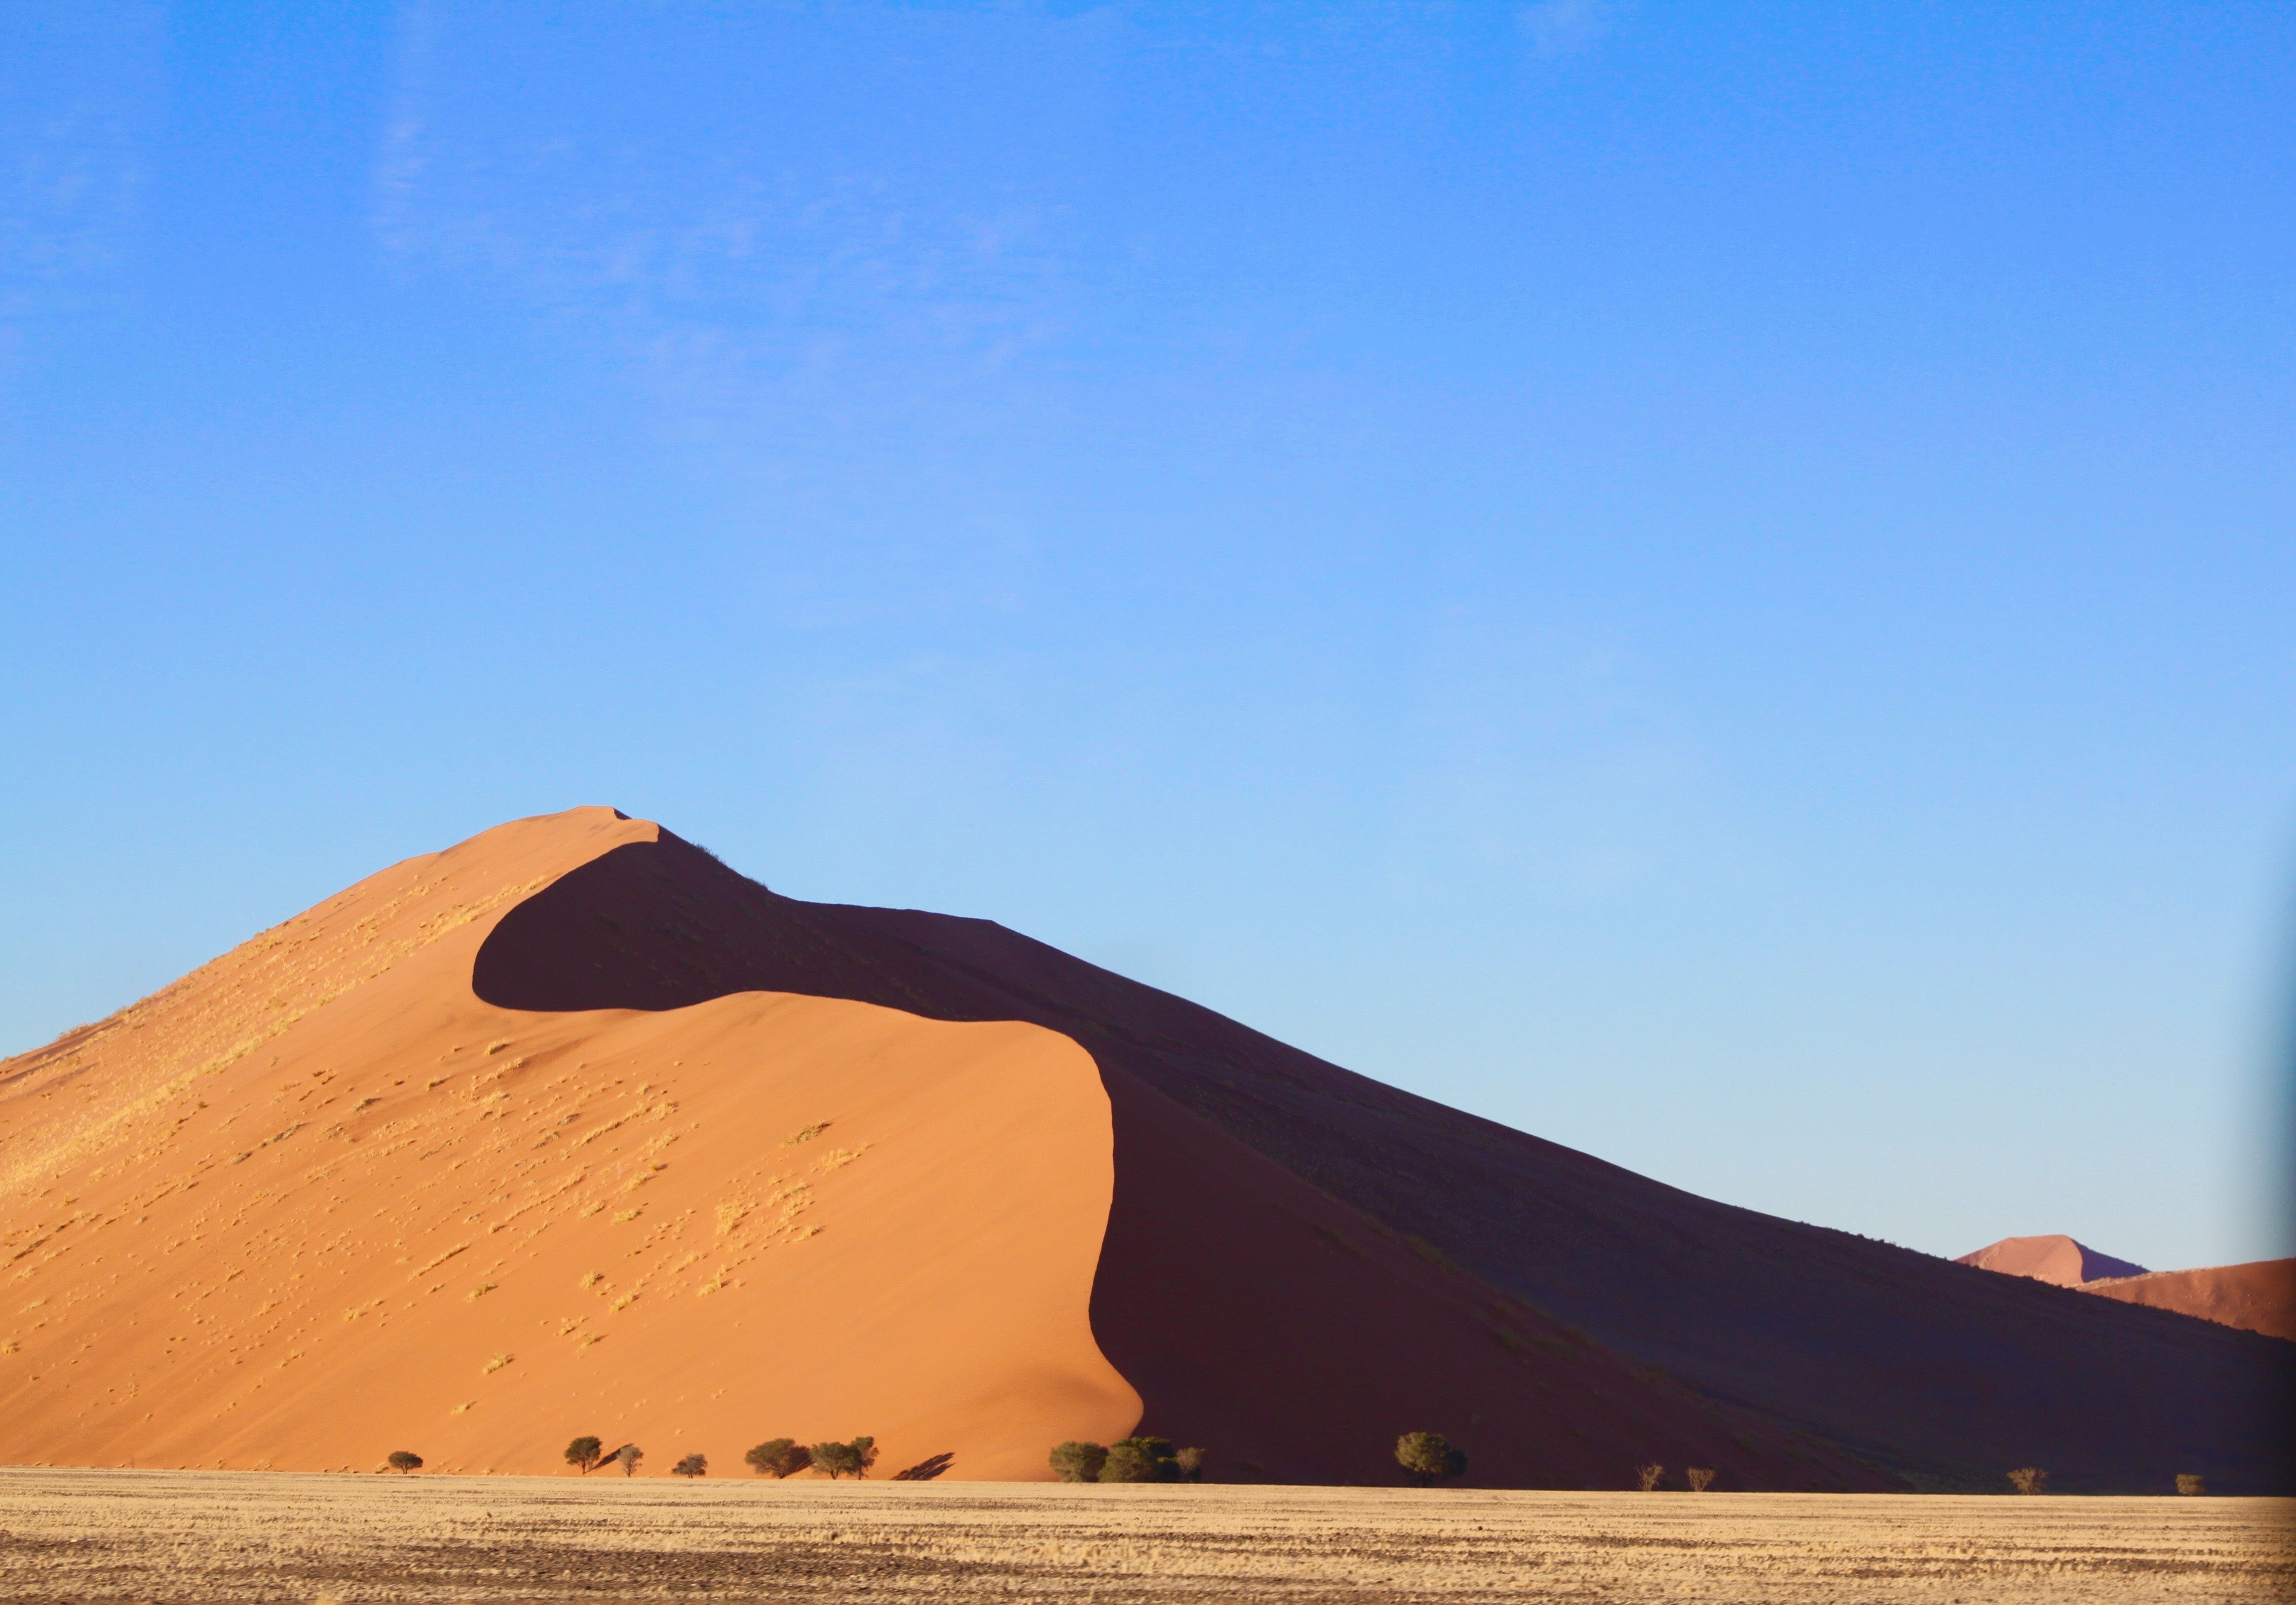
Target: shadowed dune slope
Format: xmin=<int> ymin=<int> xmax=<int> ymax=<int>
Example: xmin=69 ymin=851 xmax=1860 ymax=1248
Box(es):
xmin=1955 ymin=1235 xmax=2148 ymax=1286
xmin=0 ymin=809 xmax=1137 ymax=1478
xmin=2080 ymin=1261 xmax=2296 ymax=1343
xmin=475 ymin=820 xmax=2295 ymax=1494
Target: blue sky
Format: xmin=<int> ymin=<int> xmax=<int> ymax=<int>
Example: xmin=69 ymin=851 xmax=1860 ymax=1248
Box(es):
xmin=4 ymin=2 xmax=2290 ymax=1269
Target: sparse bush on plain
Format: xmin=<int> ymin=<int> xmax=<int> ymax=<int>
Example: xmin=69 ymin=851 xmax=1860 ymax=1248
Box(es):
xmin=672 ymin=1454 xmax=707 ymax=1478
xmin=1636 ymin=1464 xmax=1664 ymax=1492
xmin=615 ymin=1444 xmax=643 ymax=1477
xmin=1050 ymin=1441 xmax=1108 ymax=1482
xmin=1686 ymin=1466 xmax=1716 ymax=1493
xmin=565 ymin=1436 xmax=604 ymax=1474
xmin=1395 ymin=1432 xmax=1466 ymax=1486
xmin=747 ymin=1439 xmax=813 ymax=1478
xmin=386 ymin=1450 xmax=423 ymax=1474
xmin=2176 ymin=1474 xmax=2207 ymax=1496
xmin=1174 ymin=1446 xmax=1207 ymax=1483
xmin=809 ymin=1437 xmax=877 ymax=1479
xmin=1102 ymin=1436 xmax=1181 ymax=1483
xmin=2007 ymin=1467 xmax=2048 ymax=1495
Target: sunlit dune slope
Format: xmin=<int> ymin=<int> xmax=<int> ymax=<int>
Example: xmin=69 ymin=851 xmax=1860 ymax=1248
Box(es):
xmin=1955 ymin=1235 xmax=2147 ymax=1286
xmin=476 ymin=821 xmax=2295 ymax=1494
xmin=2080 ymin=1260 xmax=2296 ymax=1343
xmin=6 ymin=808 xmax=2289 ymax=1492
xmin=0 ymin=809 xmax=1136 ymax=1477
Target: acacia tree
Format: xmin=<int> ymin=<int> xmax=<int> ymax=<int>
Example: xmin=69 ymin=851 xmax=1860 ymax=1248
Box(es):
xmin=672 ymin=1454 xmax=707 ymax=1478
xmin=1686 ymin=1467 xmax=1716 ymax=1493
xmin=1101 ymin=1437 xmax=1180 ymax=1483
xmin=1174 ymin=1447 xmax=1207 ymax=1483
xmin=565 ymin=1436 xmax=604 ymax=1475
xmin=809 ymin=1440 xmax=861 ymax=1479
xmin=1635 ymin=1464 xmax=1664 ymax=1492
xmin=386 ymin=1450 xmax=424 ymax=1475
xmin=1049 ymin=1441 xmax=1108 ymax=1482
xmin=746 ymin=1439 xmax=813 ymax=1478
xmin=2007 ymin=1467 xmax=2048 ymax=1495
xmin=1395 ymin=1433 xmax=1465 ymax=1487
xmin=615 ymin=1444 xmax=644 ymax=1477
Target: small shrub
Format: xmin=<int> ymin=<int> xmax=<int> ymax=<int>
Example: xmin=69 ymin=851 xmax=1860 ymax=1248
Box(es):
xmin=1174 ymin=1446 xmax=1207 ymax=1483
xmin=615 ymin=1443 xmax=643 ymax=1477
xmin=1050 ymin=1440 xmax=1108 ymax=1482
xmin=672 ymin=1453 xmax=707 ymax=1478
xmin=1636 ymin=1464 xmax=1664 ymax=1492
xmin=1395 ymin=1432 xmax=1466 ymax=1486
xmin=1102 ymin=1436 xmax=1181 ymax=1483
xmin=2007 ymin=1467 xmax=2048 ymax=1495
xmin=2176 ymin=1473 xmax=2207 ymax=1496
xmin=565 ymin=1435 xmax=604 ymax=1474
xmin=746 ymin=1439 xmax=813 ymax=1478
xmin=1686 ymin=1466 xmax=1716 ymax=1493
xmin=386 ymin=1450 xmax=423 ymax=1474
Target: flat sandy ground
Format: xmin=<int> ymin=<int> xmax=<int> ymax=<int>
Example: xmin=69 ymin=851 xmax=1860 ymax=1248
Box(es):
xmin=0 ymin=1469 xmax=2287 ymax=1604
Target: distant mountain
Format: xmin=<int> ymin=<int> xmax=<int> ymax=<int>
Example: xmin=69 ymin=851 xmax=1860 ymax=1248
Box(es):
xmin=3 ymin=809 xmax=2289 ymax=1492
xmin=1956 ymin=1235 xmax=2149 ymax=1287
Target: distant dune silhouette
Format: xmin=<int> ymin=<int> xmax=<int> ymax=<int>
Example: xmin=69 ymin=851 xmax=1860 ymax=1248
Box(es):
xmin=3 ymin=809 xmax=2288 ymax=1491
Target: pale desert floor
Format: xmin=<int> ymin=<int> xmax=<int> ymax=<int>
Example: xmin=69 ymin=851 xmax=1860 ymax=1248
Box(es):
xmin=1 ymin=1469 xmax=2290 ymax=1603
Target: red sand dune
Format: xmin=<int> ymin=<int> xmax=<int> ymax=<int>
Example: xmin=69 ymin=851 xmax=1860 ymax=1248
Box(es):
xmin=5 ymin=809 xmax=2291 ymax=1492
xmin=1955 ymin=1235 xmax=2148 ymax=1287
xmin=2080 ymin=1260 xmax=2296 ymax=1343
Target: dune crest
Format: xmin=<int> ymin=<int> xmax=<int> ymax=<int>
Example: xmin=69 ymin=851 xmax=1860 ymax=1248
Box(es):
xmin=4 ymin=809 xmax=2289 ymax=1492
xmin=1954 ymin=1234 xmax=2148 ymax=1287
xmin=0 ymin=808 xmax=1136 ymax=1477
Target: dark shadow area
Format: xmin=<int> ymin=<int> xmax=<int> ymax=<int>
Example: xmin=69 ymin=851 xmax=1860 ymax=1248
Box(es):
xmin=890 ymin=1453 xmax=955 ymax=1482
xmin=474 ymin=831 xmax=2296 ymax=1493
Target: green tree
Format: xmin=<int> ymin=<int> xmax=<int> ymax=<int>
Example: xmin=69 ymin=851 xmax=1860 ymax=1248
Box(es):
xmin=386 ymin=1450 xmax=423 ymax=1475
xmin=1395 ymin=1432 xmax=1466 ymax=1486
xmin=672 ymin=1453 xmax=707 ymax=1478
xmin=1101 ymin=1436 xmax=1180 ymax=1483
xmin=615 ymin=1443 xmax=644 ymax=1477
xmin=810 ymin=1440 xmax=861 ymax=1479
xmin=746 ymin=1439 xmax=812 ymax=1478
xmin=1049 ymin=1441 xmax=1108 ymax=1482
xmin=564 ymin=1436 xmax=604 ymax=1475
xmin=850 ymin=1436 xmax=878 ymax=1478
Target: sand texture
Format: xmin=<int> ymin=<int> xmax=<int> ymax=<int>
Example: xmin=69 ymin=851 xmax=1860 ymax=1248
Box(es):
xmin=2081 ymin=1260 xmax=2296 ymax=1343
xmin=463 ymin=820 xmax=2295 ymax=1493
xmin=1 ymin=1468 xmax=2290 ymax=1603
xmin=0 ymin=809 xmax=1135 ymax=1479
xmin=5 ymin=807 xmax=2292 ymax=1493
xmin=1956 ymin=1234 xmax=2148 ymax=1286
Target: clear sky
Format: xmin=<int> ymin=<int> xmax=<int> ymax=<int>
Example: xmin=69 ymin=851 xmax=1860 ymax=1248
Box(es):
xmin=4 ymin=2 xmax=2291 ymax=1270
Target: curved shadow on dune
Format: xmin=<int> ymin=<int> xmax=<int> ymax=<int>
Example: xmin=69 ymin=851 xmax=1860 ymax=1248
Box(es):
xmin=472 ymin=832 xmax=2295 ymax=1493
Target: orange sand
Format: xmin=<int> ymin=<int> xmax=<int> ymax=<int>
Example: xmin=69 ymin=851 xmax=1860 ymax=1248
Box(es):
xmin=2080 ymin=1261 xmax=2296 ymax=1343
xmin=0 ymin=810 xmax=1136 ymax=1477
xmin=1954 ymin=1235 xmax=2146 ymax=1287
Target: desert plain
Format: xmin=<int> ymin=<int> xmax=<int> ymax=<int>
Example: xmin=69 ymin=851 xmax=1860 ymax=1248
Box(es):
xmin=2 ymin=1467 xmax=2289 ymax=1604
